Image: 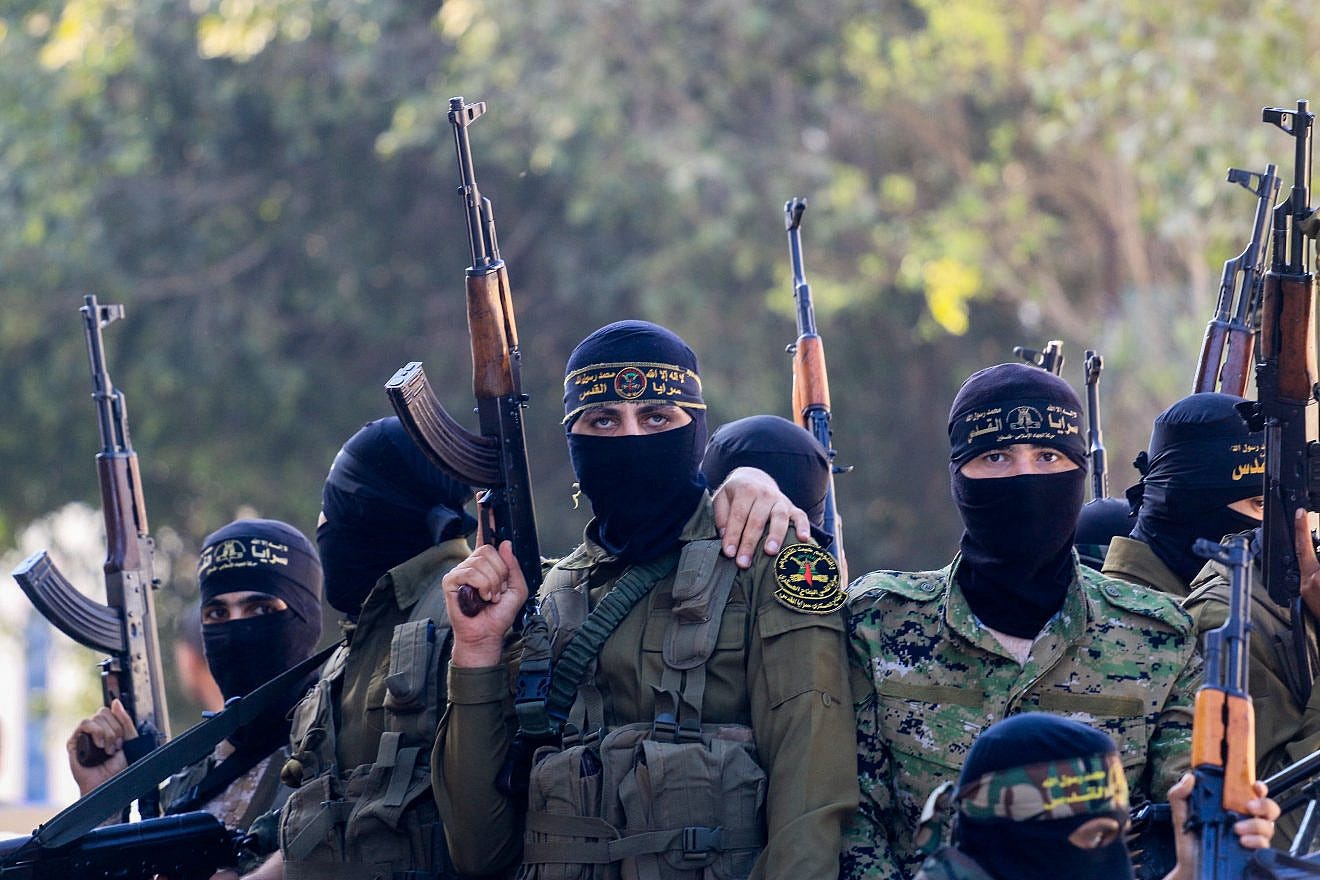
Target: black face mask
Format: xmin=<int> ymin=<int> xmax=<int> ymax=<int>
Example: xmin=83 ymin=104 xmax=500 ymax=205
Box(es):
xmin=202 ymin=611 xmax=319 ymax=701
xmin=567 ymin=422 xmax=707 ymax=564
xmin=952 ymin=468 xmax=1085 ymax=638
xmin=1130 ymin=484 xmax=1260 ymax=584
xmin=958 ymin=812 xmax=1134 ymax=880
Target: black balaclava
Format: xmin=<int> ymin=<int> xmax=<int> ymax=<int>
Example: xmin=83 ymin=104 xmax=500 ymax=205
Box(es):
xmin=1075 ymin=497 xmax=1136 ymax=571
xmin=563 ymin=320 xmax=708 ymax=564
xmin=316 ymin=416 xmax=476 ymax=615
xmin=1128 ymin=392 xmax=1263 ymax=584
xmin=948 ymin=363 xmax=1088 ymax=638
xmin=198 ymin=518 xmax=323 ymax=702
xmin=954 ymin=713 xmax=1133 ymax=880
xmin=701 ymin=414 xmax=832 ymax=546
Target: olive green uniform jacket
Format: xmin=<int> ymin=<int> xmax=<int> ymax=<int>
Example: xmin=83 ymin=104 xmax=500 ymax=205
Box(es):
xmin=1103 ymin=536 xmax=1190 ymax=599
xmin=842 ymin=555 xmax=1202 ymax=880
xmin=1183 ymin=554 xmax=1320 ymax=849
xmin=432 ymin=495 xmax=858 ymax=880
xmin=334 ymin=538 xmax=471 ymax=769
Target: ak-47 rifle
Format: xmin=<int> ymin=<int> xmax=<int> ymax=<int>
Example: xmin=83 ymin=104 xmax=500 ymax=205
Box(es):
xmin=1240 ymin=100 xmax=1320 ymax=707
xmin=12 ymin=295 xmax=170 ymax=808
xmin=1188 ymin=533 xmax=1259 ymax=878
xmin=1084 ymin=350 xmax=1108 ymax=501
xmin=0 ymin=644 xmax=333 ymax=878
xmin=1193 ymin=165 xmax=1281 ymax=396
xmin=784 ymin=198 xmax=846 ymax=570
xmin=386 ymin=97 xmax=541 ymax=617
xmin=1013 ymin=339 xmax=1065 ymax=375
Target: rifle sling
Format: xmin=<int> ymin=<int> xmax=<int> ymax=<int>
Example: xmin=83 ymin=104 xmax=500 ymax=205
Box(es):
xmin=37 ymin=643 xmax=337 ymax=849
xmin=527 ymin=552 xmax=680 ymax=735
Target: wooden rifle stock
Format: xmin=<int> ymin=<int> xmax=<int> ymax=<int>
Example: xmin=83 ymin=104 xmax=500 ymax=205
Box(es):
xmin=784 ymin=198 xmax=846 ymax=576
xmin=13 ymin=296 xmax=170 ymax=784
xmin=1188 ymin=535 xmax=1257 ymax=878
xmin=387 ymin=96 xmax=541 ymax=620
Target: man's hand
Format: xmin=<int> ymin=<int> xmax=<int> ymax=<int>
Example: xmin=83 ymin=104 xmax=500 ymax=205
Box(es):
xmin=66 ymin=698 xmax=135 ymax=795
xmin=213 ymin=850 xmax=282 ymax=880
xmin=712 ymin=466 xmax=811 ymax=569
xmin=1164 ymin=772 xmax=1281 ymax=880
xmin=443 ymin=541 xmax=526 ymax=668
xmin=1294 ymin=509 xmax=1320 ymax=620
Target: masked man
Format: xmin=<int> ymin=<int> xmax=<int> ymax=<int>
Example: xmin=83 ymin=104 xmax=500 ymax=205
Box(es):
xmin=843 ymin=363 xmax=1203 ymax=879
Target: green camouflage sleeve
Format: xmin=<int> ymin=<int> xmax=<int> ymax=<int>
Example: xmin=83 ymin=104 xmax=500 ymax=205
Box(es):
xmin=1144 ymin=640 xmax=1202 ymax=800
xmin=841 ymin=610 xmax=900 ymax=880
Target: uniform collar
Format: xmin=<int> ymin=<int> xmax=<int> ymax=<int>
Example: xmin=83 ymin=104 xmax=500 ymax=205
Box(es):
xmin=558 ymin=492 xmax=714 ymax=571
xmin=1101 ymin=536 xmax=1188 ymax=598
xmin=374 ymin=537 xmax=473 ymax=611
xmin=945 ymin=553 xmax=1088 ymax=662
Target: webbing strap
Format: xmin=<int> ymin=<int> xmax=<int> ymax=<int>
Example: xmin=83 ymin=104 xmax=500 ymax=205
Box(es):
xmin=283 ymin=800 xmax=356 ymax=861
xmin=522 ymin=812 xmax=763 ymax=865
xmin=541 ymin=552 xmax=680 ymax=727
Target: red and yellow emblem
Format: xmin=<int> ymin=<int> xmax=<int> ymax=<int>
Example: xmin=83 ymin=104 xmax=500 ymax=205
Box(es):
xmin=772 ymin=544 xmax=845 ymax=614
xmin=613 ymin=365 xmax=647 ymax=399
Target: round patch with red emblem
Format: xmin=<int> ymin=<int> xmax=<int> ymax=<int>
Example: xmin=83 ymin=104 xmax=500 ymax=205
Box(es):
xmin=772 ymin=543 xmax=845 ymax=614
xmin=613 ymin=365 xmax=647 ymax=399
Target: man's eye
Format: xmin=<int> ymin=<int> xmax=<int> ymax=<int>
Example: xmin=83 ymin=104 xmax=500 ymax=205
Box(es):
xmin=250 ymin=602 xmax=279 ymax=616
xmin=202 ymin=609 xmax=226 ymax=623
xmin=1041 ymin=451 xmax=1059 ymax=461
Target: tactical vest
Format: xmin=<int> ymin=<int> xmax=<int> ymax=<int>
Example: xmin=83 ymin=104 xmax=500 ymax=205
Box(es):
xmin=278 ymin=582 xmax=458 ymax=880
xmin=520 ymin=539 xmax=768 ymax=880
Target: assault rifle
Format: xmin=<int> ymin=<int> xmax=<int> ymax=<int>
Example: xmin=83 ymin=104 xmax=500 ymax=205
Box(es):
xmin=1084 ymin=349 xmax=1108 ymax=500
xmin=12 ymin=295 xmax=169 ymax=810
xmin=784 ymin=198 xmax=846 ymax=570
xmin=1188 ymin=533 xmax=1258 ymax=878
xmin=386 ymin=97 xmax=541 ymax=617
xmin=0 ymin=644 xmax=332 ymax=878
xmin=1239 ymin=100 xmax=1320 ymax=705
xmin=1013 ymin=339 xmax=1064 ymax=375
xmin=0 ymin=811 xmax=246 ymax=879
xmin=1194 ymin=165 xmax=1281 ymax=396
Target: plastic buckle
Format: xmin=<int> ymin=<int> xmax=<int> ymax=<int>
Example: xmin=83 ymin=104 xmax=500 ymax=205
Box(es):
xmin=652 ymin=711 xmax=678 ymax=742
xmin=676 ymin=717 xmax=702 ymax=744
xmin=681 ymin=826 xmax=722 ymax=859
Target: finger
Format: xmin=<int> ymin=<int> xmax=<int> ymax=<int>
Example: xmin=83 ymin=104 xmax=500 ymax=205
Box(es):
xmin=719 ymin=491 xmax=755 ymax=561
xmin=496 ymin=541 xmax=530 ymax=598
xmin=108 ymin=699 xmax=138 ymax=741
xmin=734 ymin=498 xmax=773 ymax=568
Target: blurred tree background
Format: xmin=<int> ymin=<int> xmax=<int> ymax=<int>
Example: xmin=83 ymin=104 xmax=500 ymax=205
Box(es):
xmin=0 ymin=0 xmax=1317 ymax=728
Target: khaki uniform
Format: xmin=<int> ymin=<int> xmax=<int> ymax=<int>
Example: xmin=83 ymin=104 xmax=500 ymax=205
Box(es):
xmin=1102 ymin=536 xmax=1190 ymax=598
xmin=433 ymin=495 xmax=858 ymax=879
xmin=842 ymin=556 xmax=1201 ymax=879
xmin=1183 ymin=557 xmax=1320 ymax=849
xmin=160 ymin=745 xmax=290 ymax=874
xmin=278 ymin=538 xmax=470 ymax=880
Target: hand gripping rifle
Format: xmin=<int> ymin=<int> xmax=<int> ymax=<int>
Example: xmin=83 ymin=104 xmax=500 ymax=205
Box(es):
xmin=1188 ymin=533 xmax=1258 ymax=879
xmin=12 ymin=295 xmax=170 ymax=809
xmin=0 ymin=644 xmax=333 ymax=879
xmin=1239 ymin=100 xmax=1320 ymax=706
xmin=1013 ymin=339 xmax=1065 ymax=375
xmin=1194 ymin=165 xmax=1281 ymax=395
xmin=386 ymin=97 xmax=541 ymax=618
xmin=784 ymin=198 xmax=847 ymax=568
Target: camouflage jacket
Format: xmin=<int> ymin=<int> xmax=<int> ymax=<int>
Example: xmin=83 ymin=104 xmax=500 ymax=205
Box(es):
xmin=911 ymin=847 xmax=996 ymax=880
xmin=842 ymin=554 xmax=1202 ymax=880
xmin=1102 ymin=536 xmax=1189 ymax=599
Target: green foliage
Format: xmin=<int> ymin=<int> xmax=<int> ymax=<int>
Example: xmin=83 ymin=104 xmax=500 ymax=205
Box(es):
xmin=0 ymin=0 xmax=1313 ymax=614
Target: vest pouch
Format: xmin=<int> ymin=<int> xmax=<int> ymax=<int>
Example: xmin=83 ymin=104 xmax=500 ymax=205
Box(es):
xmin=524 ymin=743 xmax=607 ymax=880
xmin=343 ymin=753 xmax=443 ymax=875
xmin=602 ymin=722 xmax=766 ymax=880
xmin=383 ymin=618 xmax=436 ymax=714
xmin=285 ymin=653 xmax=342 ymax=785
xmin=279 ymin=771 xmax=352 ymax=864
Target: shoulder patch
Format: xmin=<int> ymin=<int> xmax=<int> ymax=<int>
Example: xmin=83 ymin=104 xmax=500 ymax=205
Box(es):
xmin=1085 ymin=572 xmax=1193 ymax=635
xmin=772 ymin=543 xmax=845 ymax=614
